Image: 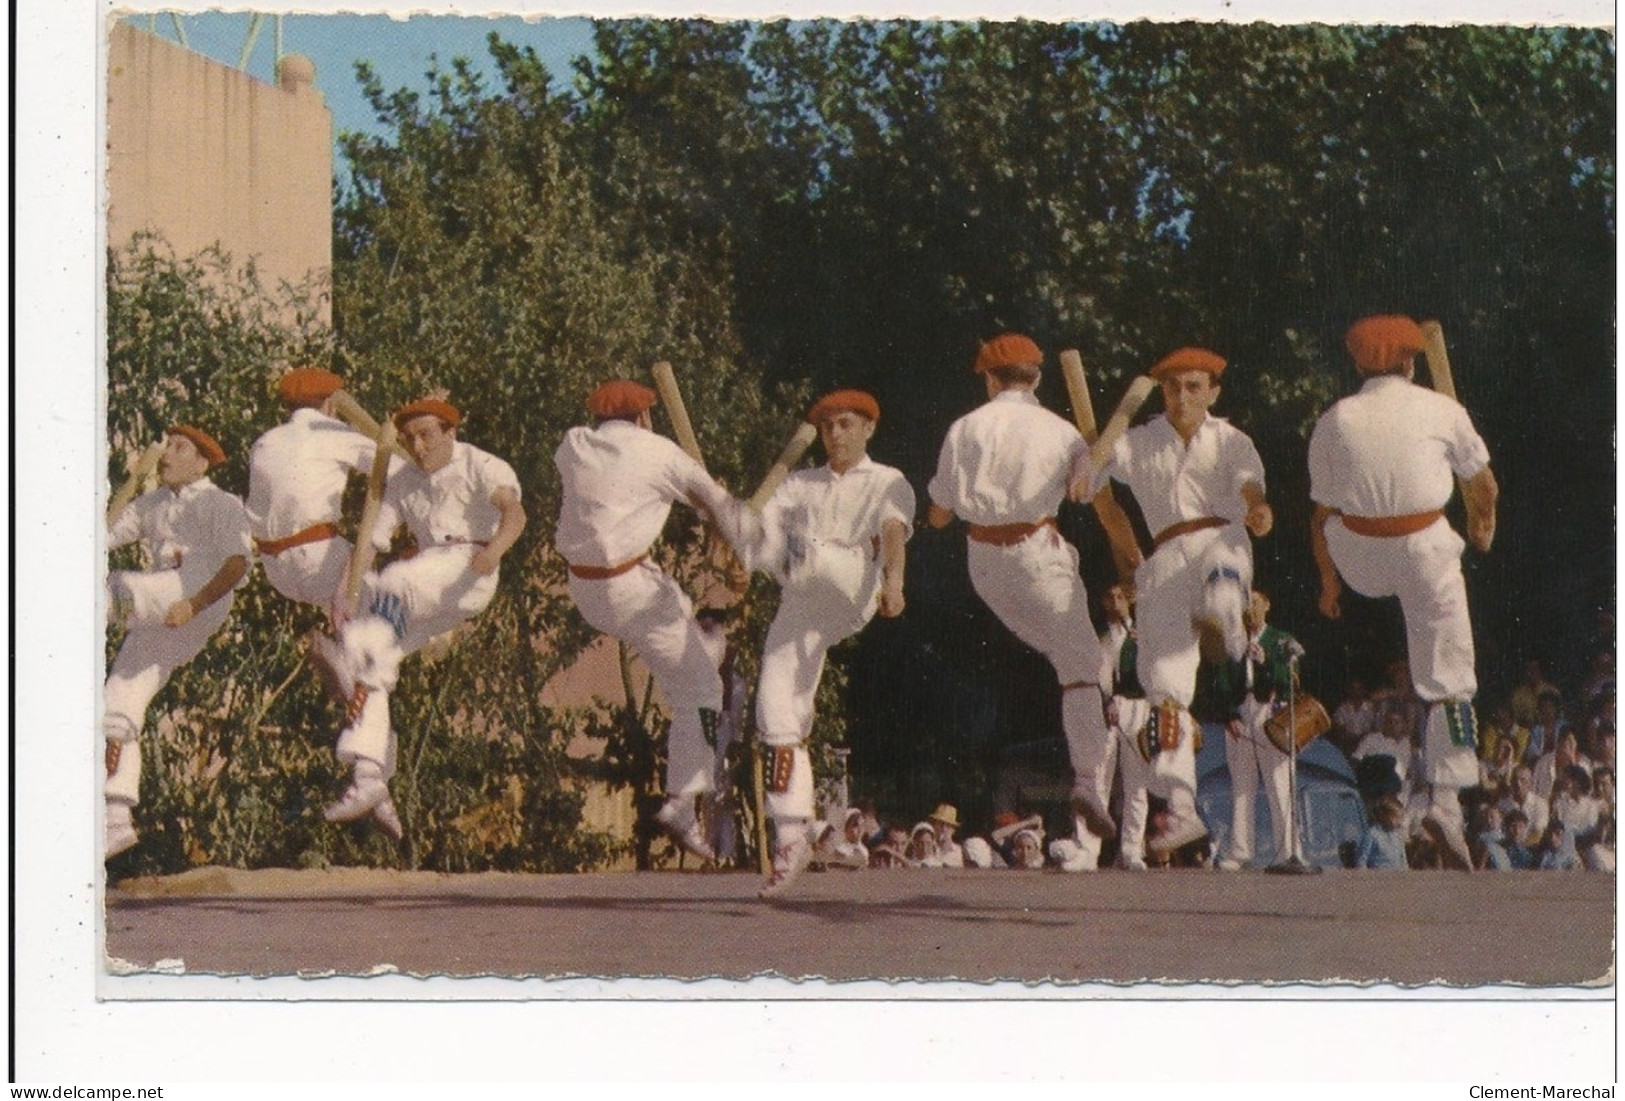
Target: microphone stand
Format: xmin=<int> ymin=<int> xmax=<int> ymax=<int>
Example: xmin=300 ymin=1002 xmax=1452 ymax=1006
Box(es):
xmin=1267 ymin=648 xmax=1322 ymax=876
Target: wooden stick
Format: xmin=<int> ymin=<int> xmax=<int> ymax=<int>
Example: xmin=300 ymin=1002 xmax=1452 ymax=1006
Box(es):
xmin=331 ymin=390 xmax=413 ymax=462
xmin=1059 ymin=349 xmax=1100 ymax=443
xmin=749 ymin=422 xmax=819 ymax=512
xmin=107 ymin=440 xmax=165 ymax=527
xmin=1089 ymin=376 xmax=1157 ymax=475
xmin=650 ymin=361 xmax=705 ymax=465
xmin=1419 ymin=320 xmax=1459 ymax=402
xmin=341 ymin=420 xmax=397 ymax=615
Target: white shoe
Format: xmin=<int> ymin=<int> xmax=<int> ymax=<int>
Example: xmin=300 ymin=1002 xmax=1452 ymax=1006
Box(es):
xmin=308 ymin=629 xmax=355 ymax=705
xmin=1121 ymin=858 xmax=1149 ymax=872
xmin=1216 ymin=858 xmax=1245 ymax=871
xmin=324 ymin=775 xmax=390 ymax=824
xmin=759 ymin=832 xmax=813 ymax=900
xmin=1148 ymin=813 xmax=1210 ymax=857
xmin=372 ymin=796 xmax=405 ymax=842
xmin=656 ymin=799 xmax=717 ymax=864
xmin=106 ymin=803 xmax=138 ymax=859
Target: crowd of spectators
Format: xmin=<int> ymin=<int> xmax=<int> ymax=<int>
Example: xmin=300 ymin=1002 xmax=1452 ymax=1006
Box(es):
xmin=1336 ymin=630 xmax=1616 ymax=872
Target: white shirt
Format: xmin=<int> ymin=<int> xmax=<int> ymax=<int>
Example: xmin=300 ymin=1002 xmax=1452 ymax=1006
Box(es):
xmin=1101 ymin=414 xmax=1264 ymax=536
xmin=109 ymin=478 xmax=252 ymax=588
xmin=928 ymin=390 xmax=1089 ymax=526
xmin=376 ymin=441 xmax=520 ymax=551
xmin=554 ymin=420 xmax=734 ymax=567
xmin=1498 ymin=790 xmax=1551 ymax=841
xmin=1551 ymin=793 xmax=1602 ymax=838
xmin=1353 ymin=731 xmax=1413 ymax=783
xmin=246 ymin=408 xmax=386 ymax=540
xmin=1308 ymin=375 xmax=1491 ymax=517
xmin=760 ymin=456 xmax=914 ymax=579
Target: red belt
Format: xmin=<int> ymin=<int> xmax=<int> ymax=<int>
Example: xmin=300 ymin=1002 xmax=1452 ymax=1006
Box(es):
xmin=255 ymin=522 xmax=338 ymax=557
xmin=1152 ymin=516 xmax=1229 ymax=551
xmin=966 ymin=517 xmax=1056 ymax=547
xmin=568 ymin=554 xmax=647 ymax=580
xmin=1339 ymin=510 xmax=1444 ymax=538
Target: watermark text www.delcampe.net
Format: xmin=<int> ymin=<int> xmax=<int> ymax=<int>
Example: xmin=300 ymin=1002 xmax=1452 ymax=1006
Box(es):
xmin=10 ymin=1089 xmax=163 ymax=1099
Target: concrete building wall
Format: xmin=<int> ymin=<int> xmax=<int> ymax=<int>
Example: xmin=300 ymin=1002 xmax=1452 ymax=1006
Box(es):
xmin=106 ymin=21 xmax=332 ymax=319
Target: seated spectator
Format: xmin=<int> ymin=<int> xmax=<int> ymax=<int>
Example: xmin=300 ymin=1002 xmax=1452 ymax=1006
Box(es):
xmin=868 ymin=824 xmax=911 ymax=869
xmin=1502 ymin=809 xmax=1537 ymax=869
xmin=1479 ymin=737 xmax=1519 ymax=802
xmin=1510 ymin=659 xmax=1560 ymax=731
xmin=906 ymin=821 xmax=942 ymax=867
xmin=990 ymin=813 xmax=1046 ymax=869
xmin=1536 ymin=819 xmax=1581 ymax=871
xmin=1369 ymin=660 xmax=1424 ymax=741
xmin=816 ymin=810 xmax=868 ymax=870
xmin=1582 ymin=694 xmax=1616 ymax=767
xmin=1524 ymin=688 xmax=1570 ymax=767
xmin=1354 ymin=795 xmax=1410 ymax=869
xmin=1473 ymin=803 xmax=1510 ymax=870
xmin=1479 ymin=699 xmax=1531 ymax=769
xmin=927 ymin=804 xmax=965 ymax=868
xmin=1331 ymin=676 xmax=1378 ymax=756
xmin=1497 ymin=765 xmax=1550 ymax=842
xmin=1534 ymin=729 xmax=1590 ymax=802
xmin=1587 ymin=768 xmax=1616 ymax=871
xmin=1550 ymin=766 xmax=1612 ymax=872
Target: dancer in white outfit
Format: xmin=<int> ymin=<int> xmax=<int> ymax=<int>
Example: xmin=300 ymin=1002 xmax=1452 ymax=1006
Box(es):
xmin=104 ymin=425 xmax=251 ymax=857
xmin=319 ymin=398 xmax=526 ymax=841
xmin=555 ymin=379 xmax=758 ymax=862
xmin=928 ymin=333 xmax=1114 ymax=869
xmin=1095 ymin=347 xmax=1273 ymax=853
xmin=753 ymin=389 xmax=912 ymax=897
xmin=1310 ymin=314 xmax=1499 ymax=869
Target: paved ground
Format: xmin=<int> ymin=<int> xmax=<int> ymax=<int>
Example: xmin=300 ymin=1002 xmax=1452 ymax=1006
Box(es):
xmin=105 ymin=866 xmax=1614 ymax=986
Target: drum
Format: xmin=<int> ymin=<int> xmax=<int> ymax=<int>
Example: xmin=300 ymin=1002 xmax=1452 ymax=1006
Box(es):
xmin=1264 ymin=694 xmax=1331 ymax=754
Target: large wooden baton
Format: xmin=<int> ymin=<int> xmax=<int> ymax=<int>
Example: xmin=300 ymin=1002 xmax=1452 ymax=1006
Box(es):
xmin=107 ymin=440 xmax=165 ymax=527
xmin=1059 ymin=349 xmax=1100 ymax=443
xmin=341 ymin=420 xmax=397 ymax=616
xmin=1419 ymin=321 xmax=1459 ymax=403
xmin=1089 ymin=376 xmax=1157 ymax=475
xmin=651 ymin=361 xmax=705 ymax=465
xmin=331 ymin=389 xmax=413 ymax=462
xmin=749 ymin=422 xmax=819 ymax=512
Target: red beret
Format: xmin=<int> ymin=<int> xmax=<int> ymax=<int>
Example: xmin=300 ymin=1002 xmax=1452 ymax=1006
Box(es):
xmin=807 ymin=389 xmax=880 ymax=425
xmin=1345 ymin=315 xmax=1425 ymax=374
xmin=588 ymin=379 xmax=658 ymax=419
xmin=167 ymin=424 xmax=225 ymax=466
xmin=974 ymin=333 xmax=1043 ymax=374
xmin=392 ymin=398 xmax=462 ymax=430
xmin=1149 ymin=347 xmax=1227 ymax=380
xmin=277 ymin=367 xmax=344 ymax=406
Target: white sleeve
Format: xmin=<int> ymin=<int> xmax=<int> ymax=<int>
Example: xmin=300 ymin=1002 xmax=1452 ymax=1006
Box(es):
xmin=1228 ymin=427 xmax=1267 ymax=495
xmin=477 ymin=451 xmax=522 ymax=503
xmin=878 ymin=470 xmax=916 ymax=537
xmin=926 ymin=424 xmax=961 ymax=510
xmin=107 ymin=490 xmax=147 ymax=550
xmin=373 ymin=479 xmax=404 ymax=553
xmin=1445 ymin=404 xmax=1491 ymax=481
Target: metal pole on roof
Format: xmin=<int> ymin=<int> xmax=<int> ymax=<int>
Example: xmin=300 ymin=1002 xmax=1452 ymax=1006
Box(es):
xmin=237 ymin=13 xmax=264 ymax=71
xmin=169 ymin=12 xmax=190 ymax=49
xmin=274 ymin=15 xmax=284 ymax=67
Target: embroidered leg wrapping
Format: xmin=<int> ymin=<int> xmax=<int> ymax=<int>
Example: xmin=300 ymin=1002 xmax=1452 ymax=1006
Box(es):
xmin=764 ymin=745 xmax=814 ymax=823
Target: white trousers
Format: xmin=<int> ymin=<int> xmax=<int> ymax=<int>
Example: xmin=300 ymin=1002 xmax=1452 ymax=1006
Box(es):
xmin=569 ymin=561 xmax=723 ymax=798
xmin=1325 ymin=517 xmax=1477 ymax=703
xmin=260 ymin=535 xmax=353 ymax=608
xmin=335 ymin=547 xmax=497 ymax=773
xmin=758 ymin=544 xmax=878 ymax=823
xmin=1223 ymin=699 xmax=1298 ymax=864
xmin=1113 ymin=697 xmax=1199 ymax=863
xmin=1134 ymin=524 xmax=1252 ymax=708
xmin=968 ymin=531 xmax=1112 ymax=807
xmin=103 ymin=576 xmax=234 ymax=806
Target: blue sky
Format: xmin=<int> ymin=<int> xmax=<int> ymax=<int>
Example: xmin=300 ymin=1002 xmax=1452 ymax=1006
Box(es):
xmin=125 ymin=12 xmax=597 ymax=168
